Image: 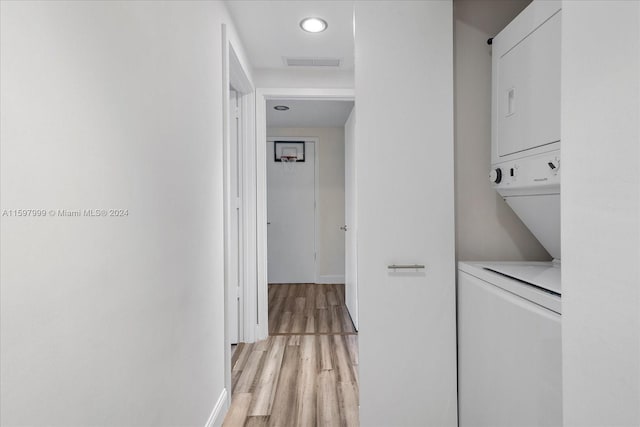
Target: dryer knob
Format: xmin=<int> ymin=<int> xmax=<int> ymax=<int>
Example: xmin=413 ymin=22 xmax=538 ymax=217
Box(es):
xmin=489 ymin=168 xmax=503 ymax=184
xmin=548 ymin=159 xmax=560 ymax=170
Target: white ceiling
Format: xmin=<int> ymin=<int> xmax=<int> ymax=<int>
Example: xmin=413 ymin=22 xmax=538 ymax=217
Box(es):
xmin=225 ymin=0 xmax=355 ymax=70
xmin=266 ymin=99 xmax=354 ymax=128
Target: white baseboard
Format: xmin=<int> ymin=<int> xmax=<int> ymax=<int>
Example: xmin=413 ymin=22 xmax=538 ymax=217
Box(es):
xmin=205 ymin=388 xmax=228 ymax=427
xmin=317 ymin=275 xmax=345 ymax=284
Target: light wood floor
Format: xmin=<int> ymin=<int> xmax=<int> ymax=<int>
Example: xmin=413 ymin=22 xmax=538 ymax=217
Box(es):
xmin=223 ymin=284 xmax=359 ymax=427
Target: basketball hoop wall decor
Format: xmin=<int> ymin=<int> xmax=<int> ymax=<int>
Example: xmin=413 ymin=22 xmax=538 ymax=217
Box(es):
xmin=274 ymin=141 xmax=305 ymax=162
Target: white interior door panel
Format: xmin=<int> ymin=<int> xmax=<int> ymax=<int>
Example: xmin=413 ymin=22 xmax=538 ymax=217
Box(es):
xmin=266 ymin=140 xmax=316 ymax=284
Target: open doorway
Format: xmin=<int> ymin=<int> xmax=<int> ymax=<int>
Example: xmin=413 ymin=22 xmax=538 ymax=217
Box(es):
xmin=264 ymin=98 xmax=356 ymax=333
xmin=253 ymin=89 xmax=356 ymax=340
xmin=224 ymin=95 xmax=359 ymax=426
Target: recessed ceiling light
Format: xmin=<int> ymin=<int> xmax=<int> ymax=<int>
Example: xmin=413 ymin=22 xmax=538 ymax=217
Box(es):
xmin=274 ymin=105 xmax=290 ymax=111
xmin=300 ymin=17 xmax=328 ymax=33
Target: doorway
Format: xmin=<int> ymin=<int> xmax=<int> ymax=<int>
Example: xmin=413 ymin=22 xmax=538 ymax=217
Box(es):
xmin=255 ymin=89 xmax=355 ymax=339
xmin=223 ymin=95 xmax=359 ymax=426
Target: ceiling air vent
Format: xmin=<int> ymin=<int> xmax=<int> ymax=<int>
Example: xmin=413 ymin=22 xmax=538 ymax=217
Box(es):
xmin=284 ymin=57 xmax=341 ymax=67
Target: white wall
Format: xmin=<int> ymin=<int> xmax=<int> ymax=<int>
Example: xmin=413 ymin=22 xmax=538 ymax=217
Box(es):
xmin=254 ymin=68 xmax=354 ymax=89
xmin=267 ymin=127 xmax=345 ymax=282
xmin=561 ymin=2 xmax=640 ymax=426
xmin=0 ymin=1 xmax=251 ymax=425
xmin=453 ymin=0 xmax=549 ymax=262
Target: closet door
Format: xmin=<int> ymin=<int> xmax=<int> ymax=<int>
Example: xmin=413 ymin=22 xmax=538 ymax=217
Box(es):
xmin=355 ymin=1 xmax=457 ymax=425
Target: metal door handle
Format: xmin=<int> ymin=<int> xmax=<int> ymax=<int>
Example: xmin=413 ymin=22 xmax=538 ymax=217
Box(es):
xmin=340 ymin=225 xmax=348 ymax=231
xmin=267 ymin=222 xmax=271 ymax=225
xmin=387 ymin=264 xmax=425 ymax=270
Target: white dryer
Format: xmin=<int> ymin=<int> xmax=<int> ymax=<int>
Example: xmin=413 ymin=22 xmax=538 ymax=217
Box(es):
xmin=489 ymin=0 xmax=562 ymax=262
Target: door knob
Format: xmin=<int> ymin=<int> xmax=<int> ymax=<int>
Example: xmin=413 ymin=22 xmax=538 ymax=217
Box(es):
xmin=340 ymin=225 xmax=348 ymax=231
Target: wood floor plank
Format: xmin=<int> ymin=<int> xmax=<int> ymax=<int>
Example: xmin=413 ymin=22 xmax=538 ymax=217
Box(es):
xmin=337 ymin=382 xmax=359 ymax=427
xmin=305 ymin=286 xmax=316 ymax=316
xmin=268 ymin=298 xmax=285 ymax=334
xmin=296 ymin=335 xmax=317 ymax=427
xmin=345 ymin=335 xmax=358 ymax=365
xmin=304 ymin=315 xmax=315 ymax=334
xmin=249 ymin=336 xmax=286 ymax=416
xmin=254 ymin=339 xmax=270 ymax=352
xmin=319 ymin=334 xmax=333 ymax=371
xmin=268 ymin=286 xmax=276 ymax=306
xmin=277 ymin=311 xmax=292 ymax=334
xmin=232 ymin=369 xmax=242 ymax=394
xmin=340 ymin=306 xmax=355 ymax=333
xmin=290 ymin=313 xmax=305 ymax=334
xmin=326 ymin=289 xmax=338 ymax=306
xmin=268 ymin=346 xmax=300 ymax=427
xmin=245 ymin=416 xmax=270 ymax=427
xmin=287 ymin=335 xmax=300 ymax=346
xmin=318 ymin=309 xmax=330 ymax=333
xmin=316 ymin=287 xmax=327 ymax=309
xmin=223 ymin=393 xmax=252 ymax=427
xmin=317 ymin=370 xmax=340 ymax=427
xmin=287 ymin=284 xmax=299 ymax=297
xmin=235 ymin=350 xmax=266 ymax=394
xmin=233 ymin=343 xmax=254 ymax=372
xmin=284 ymin=295 xmax=296 ymax=313
xmin=232 ymin=343 xmax=245 ymax=369
xmin=332 ymin=335 xmax=356 ymax=384
xmin=268 ymin=331 xmax=356 ymax=337
xmin=337 ymin=284 xmax=346 ymax=304
xmin=330 ymin=306 xmax=343 ymax=333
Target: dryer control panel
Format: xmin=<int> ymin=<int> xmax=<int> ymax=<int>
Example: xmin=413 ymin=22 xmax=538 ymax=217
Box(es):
xmin=491 ymin=149 xmax=560 ymax=196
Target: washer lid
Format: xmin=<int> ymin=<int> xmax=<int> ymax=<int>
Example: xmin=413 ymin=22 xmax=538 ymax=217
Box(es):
xmin=483 ymin=262 xmax=561 ymax=295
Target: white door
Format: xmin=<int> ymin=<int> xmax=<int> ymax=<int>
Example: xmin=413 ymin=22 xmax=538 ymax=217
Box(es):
xmin=344 ymin=108 xmax=358 ymax=329
xmin=228 ymin=88 xmax=242 ymax=344
xmin=355 ymin=2 xmax=457 ymax=425
xmin=266 ymin=140 xmax=316 ymax=284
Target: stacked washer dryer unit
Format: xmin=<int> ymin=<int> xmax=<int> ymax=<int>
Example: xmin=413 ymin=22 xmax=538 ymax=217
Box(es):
xmin=457 ymin=1 xmax=562 ymax=426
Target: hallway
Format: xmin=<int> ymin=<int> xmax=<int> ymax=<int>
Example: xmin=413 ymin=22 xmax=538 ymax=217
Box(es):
xmin=223 ymin=284 xmax=359 ymax=426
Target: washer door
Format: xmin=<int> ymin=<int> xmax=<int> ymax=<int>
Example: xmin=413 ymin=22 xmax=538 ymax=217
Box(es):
xmin=457 ymin=270 xmax=562 ymax=427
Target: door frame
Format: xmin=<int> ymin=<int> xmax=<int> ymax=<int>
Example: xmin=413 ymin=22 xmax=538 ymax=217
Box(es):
xmin=266 ymin=137 xmax=320 ymax=284
xmin=223 ymin=26 xmax=255 ymax=404
xmin=255 ymin=88 xmax=355 ymax=340
xmin=228 ymin=87 xmax=243 ymax=346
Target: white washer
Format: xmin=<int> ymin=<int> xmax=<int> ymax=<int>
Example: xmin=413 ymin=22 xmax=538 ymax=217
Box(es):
xmin=457 ymin=261 xmax=562 ymax=427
